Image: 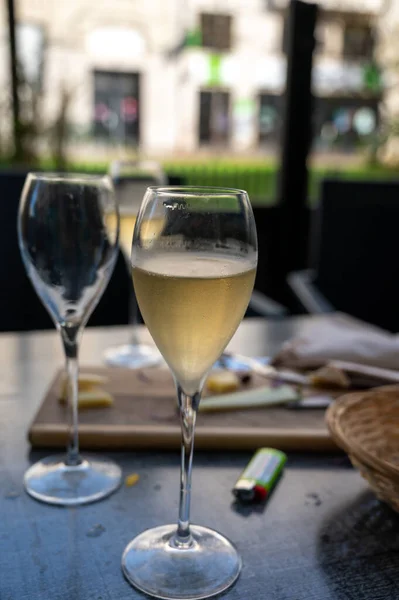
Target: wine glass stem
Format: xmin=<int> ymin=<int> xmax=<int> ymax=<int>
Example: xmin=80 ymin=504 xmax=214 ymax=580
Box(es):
xmin=123 ymin=250 xmax=140 ymax=346
xmin=129 ymin=287 xmax=140 ymax=346
xmin=61 ymin=325 xmax=82 ymax=467
xmin=174 ymin=385 xmax=200 ymax=546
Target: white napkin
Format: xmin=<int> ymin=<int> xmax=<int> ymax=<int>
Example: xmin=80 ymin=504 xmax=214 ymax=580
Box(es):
xmin=272 ymin=313 xmax=399 ymax=371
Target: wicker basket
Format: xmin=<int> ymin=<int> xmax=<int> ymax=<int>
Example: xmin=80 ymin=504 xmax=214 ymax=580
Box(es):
xmin=326 ymin=385 xmax=399 ymax=512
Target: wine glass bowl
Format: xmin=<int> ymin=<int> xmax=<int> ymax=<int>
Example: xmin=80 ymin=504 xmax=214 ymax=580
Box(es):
xmin=122 ymin=186 xmax=257 ymax=599
xmin=20 ymin=175 xmax=118 ymax=327
xmin=18 ymin=173 xmax=122 ymax=505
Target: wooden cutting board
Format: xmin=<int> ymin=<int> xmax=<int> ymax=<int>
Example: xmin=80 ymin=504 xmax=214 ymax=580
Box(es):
xmin=28 ymin=366 xmax=339 ymax=452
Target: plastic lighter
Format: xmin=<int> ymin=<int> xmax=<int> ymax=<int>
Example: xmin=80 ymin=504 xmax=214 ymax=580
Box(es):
xmin=233 ymin=448 xmax=287 ymax=502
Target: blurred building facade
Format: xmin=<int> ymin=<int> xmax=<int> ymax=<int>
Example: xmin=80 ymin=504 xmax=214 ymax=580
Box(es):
xmin=0 ymin=0 xmax=387 ymax=158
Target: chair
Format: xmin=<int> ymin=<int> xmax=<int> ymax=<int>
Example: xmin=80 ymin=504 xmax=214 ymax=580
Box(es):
xmin=288 ymin=178 xmax=399 ymax=332
xmin=246 ymin=289 xmax=287 ymax=318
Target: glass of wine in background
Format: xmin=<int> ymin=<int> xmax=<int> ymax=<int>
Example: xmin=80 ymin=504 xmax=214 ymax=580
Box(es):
xmin=122 ymin=186 xmax=257 ymax=599
xmin=103 ymin=159 xmax=165 ymax=368
xmin=18 ymin=173 xmax=122 ymax=505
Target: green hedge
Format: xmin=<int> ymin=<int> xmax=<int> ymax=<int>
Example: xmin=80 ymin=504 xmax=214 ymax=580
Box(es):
xmin=164 ymin=162 xmax=278 ymax=204
xmin=10 ymin=157 xmax=399 ymax=206
xmin=164 ymin=161 xmax=399 ymax=205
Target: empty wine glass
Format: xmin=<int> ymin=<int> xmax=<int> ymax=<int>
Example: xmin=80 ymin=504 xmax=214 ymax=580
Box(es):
xmin=18 ymin=173 xmax=122 ymax=505
xmin=103 ymin=159 xmax=165 ymax=368
xmin=122 ymin=186 xmax=258 ymax=599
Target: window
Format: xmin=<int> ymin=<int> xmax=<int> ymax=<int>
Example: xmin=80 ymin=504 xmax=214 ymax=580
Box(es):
xmin=256 ymin=94 xmax=379 ymax=151
xmin=258 ymin=94 xmax=283 ymax=146
xmin=93 ymin=71 xmax=140 ymax=144
xmin=343 ymin=24 xmax=374 ymax=59
xmin=312 ymin=96 xmax=379 ymax=151
xmin=199 ymin=91 xmax=230 ymax=145
xmin=200 ymin=13 xmax=232 ymax=51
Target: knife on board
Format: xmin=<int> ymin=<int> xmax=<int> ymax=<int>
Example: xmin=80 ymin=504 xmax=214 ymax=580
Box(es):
xmin=220 ymin=353 xmax=399 ymax=409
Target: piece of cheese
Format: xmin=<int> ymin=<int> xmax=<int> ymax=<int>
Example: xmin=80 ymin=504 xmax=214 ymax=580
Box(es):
xmin=60 ymin=373 xmax=109 ymax=400
xmin=72 ymin=390 xmax=114 ymax=409
xmin=309 ymin=365 xmax=350 ymax=389
xmin=206 ymin=370 xmax=240 ymax=394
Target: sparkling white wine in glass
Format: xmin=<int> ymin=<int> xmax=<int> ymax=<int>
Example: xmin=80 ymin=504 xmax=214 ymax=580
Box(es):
xmin=132 ymin=252 xmax=255 ymax=394
xmin=106 ymin=210 xmax=137 ymax=257
xmin=106 ymin=212 xmax=165 ymax=257
xmin=122 ymin=186 xmax=257 ymax=600
xmin=103 ymin=159 xmax=166 ymax=368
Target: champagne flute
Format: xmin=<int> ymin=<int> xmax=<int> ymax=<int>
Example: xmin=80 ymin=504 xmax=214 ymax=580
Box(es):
xmin=18 ymin=173 xmax=122 ymax=505
xmin=104 ymin=159 xmax=165 ymax=368
xmin=122 ymin=186 xmax=257 ymax=599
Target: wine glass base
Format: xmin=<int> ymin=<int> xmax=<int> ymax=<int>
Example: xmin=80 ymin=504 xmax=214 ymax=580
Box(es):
xmin=103 ymin=344 xmax=162 ymax=369
xmin=122 ymin=524 xmax=242 ymax=600
xmin=24 ymin=454 xmax=122 ymax=506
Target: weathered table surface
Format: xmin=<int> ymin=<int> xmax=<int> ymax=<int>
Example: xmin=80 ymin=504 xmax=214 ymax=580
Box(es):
xmin=1 ymin=317 xmax=399 ymax=600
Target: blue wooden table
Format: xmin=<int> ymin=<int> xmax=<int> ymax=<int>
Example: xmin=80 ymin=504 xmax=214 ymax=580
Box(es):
xmin=1 ymin=318 xmax=398 ymax=600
